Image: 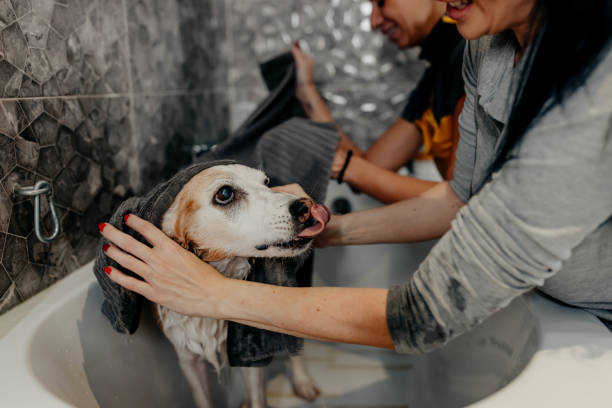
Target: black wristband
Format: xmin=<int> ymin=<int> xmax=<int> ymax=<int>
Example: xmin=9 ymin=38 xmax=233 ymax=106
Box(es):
xmin=336 ymin=150 xmax=353 ymax=184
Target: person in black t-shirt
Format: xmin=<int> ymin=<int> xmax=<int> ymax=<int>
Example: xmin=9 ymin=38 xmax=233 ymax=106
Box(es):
xmin=293 ymin=0 xmax=465 ymax=204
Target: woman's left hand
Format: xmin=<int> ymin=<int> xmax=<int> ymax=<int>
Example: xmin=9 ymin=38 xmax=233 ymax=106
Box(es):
xmin=99 ymin=215 xmax=228 ymax=317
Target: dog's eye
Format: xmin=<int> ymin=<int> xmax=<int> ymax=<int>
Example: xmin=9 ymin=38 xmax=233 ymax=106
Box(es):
xmin=214 ymin=185 xmax=235 ymax=205
xmin=264 ymin=177 xmax=270 ymax=186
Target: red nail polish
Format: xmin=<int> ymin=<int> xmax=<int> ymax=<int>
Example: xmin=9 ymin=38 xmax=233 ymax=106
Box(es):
xmin=98 ymin=223 xmax=106 ymax=232
xmin=104 ymin=266 xmax=111 ymax=275
xmin=123 ymin=214 xmax=130 ymax=222
xmin=103 ymin=244 xmax=110 ymax=252
xmin=294 ymin=41 xmax=301 ymax=50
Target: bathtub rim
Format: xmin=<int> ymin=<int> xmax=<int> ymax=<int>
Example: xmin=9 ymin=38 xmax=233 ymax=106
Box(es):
xmin=0 ymin=260 xmax=611 ymax=407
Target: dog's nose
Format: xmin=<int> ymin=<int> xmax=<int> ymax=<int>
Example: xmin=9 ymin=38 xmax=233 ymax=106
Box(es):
xmin=289 ymin=198 xmax=311 ymax=224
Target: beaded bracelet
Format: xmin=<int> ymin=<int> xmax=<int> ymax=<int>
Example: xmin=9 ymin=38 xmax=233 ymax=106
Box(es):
xmin=336 ymin=150 xmax=353 ymax=184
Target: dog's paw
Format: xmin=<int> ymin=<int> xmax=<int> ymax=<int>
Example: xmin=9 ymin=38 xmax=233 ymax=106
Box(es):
xmin=293 ymin=379 xmax=321 ymax=401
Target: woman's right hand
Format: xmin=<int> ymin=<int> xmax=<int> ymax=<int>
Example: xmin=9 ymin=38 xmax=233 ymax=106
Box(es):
xmin=100 ymin=215 xmax=229 ymax=318
xmin=331 ymin=147 xmax=350 ymax=180
xmin=291 ymin=41 xmax=317 ymax=102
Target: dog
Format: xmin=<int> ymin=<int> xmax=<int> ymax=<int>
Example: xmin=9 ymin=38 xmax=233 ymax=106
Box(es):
xmin=154 ymin=163 xmax=330 ymax=408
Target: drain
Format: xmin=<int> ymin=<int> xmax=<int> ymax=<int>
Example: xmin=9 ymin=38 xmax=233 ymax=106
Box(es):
xmin=331 ymin=197 xmax=352 ymax=214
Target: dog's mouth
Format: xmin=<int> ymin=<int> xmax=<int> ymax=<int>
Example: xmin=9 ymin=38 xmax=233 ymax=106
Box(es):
xmin=255 ymin=204 xmax=331 ymax=252
xmin=296 ymin=204 xmax=331 ymax=238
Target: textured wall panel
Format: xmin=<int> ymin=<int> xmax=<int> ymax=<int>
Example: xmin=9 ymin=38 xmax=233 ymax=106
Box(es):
xmin=0 ymin=0 xmax=229 ymax=313
xmin=227 ymin=0 xmax=426 ymax=144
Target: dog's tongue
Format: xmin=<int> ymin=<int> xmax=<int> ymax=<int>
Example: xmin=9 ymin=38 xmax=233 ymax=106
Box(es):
xmin=298 ymin=204 xmax=331 ymax=238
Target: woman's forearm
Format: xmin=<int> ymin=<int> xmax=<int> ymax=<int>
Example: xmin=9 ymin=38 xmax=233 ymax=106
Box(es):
xmin=344 ymin=155 xmax=438 ymax=204
xmin=320 ymin=181 xmax=464 ymax=246
xmin=219 ymin=279 xmax=394 ymax=349
xmin=297 ymin=85 xmax=364 ymax=156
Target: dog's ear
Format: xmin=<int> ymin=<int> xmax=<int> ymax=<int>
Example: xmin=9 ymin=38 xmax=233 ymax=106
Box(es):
xmin=197 ymin=248 xmax=230 ymax=262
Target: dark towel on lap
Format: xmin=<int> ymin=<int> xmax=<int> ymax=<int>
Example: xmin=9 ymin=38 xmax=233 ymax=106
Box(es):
xmin=93 ymin=52 xmax=340 ymax=366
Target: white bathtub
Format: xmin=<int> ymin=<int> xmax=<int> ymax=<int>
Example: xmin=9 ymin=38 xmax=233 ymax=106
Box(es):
xmin=1 ymin=179 xmax=611 ymax=407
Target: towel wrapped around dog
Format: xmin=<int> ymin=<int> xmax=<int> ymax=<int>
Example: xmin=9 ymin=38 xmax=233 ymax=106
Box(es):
xmin=94 ymin=160 xmax=236 ymax=334
xmin=94 ymin=51 xmax=341 ymax=366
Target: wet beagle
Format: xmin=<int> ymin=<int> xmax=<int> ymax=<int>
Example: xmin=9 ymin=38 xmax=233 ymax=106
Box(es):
xmin=156 ymin=163 xmax=330 ymax=408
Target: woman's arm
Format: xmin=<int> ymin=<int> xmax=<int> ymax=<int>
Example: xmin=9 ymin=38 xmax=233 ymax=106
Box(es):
xmin=363 ymin=119 xmax=424 ymax=171
xmin=100 ymin=217 xmax=394 ymax=349
xmin=317 ymin=180 xmax=465 ymax=247
xmin=341 ymin=154 xmax=438 ymax=204
xmin=292 ymin=44 xmax=363 ymax=156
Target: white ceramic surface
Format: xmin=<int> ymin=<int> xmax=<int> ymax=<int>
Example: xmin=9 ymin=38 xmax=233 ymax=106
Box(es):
xmin=1 ymin=174 xmax=611 ymax=407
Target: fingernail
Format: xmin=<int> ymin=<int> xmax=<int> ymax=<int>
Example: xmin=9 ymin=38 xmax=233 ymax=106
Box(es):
xmin=294 ymin=41 xmax=301 ymax=49
xmin=103 ymin=244 xmax=110 ymax=252
xmin=104 ymin=266 xmax=111 ymax=275
xmin=98 ymin=223 xmax=106 ymax=232
xmin=123 ymin=214 xmax=130 ymax=222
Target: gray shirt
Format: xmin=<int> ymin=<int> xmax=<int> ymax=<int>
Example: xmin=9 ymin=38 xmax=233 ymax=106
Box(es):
xmin=387 ymin=32 xmax=612 ymax=354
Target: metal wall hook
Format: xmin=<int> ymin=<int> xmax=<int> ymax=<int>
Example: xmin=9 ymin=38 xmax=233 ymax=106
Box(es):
xmin=15 ymin=181 xmax=61 ymax=244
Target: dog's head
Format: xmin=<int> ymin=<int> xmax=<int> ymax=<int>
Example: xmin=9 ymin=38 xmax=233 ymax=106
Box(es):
xmin=161 ymin=164 xmax=331 ymax=262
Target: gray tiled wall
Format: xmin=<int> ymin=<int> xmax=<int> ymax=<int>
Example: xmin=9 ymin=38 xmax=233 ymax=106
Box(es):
xmin=0 ymin=0 xmax=229 ymax=313
xmin=0 ymin=0 xmax=424 ymax=314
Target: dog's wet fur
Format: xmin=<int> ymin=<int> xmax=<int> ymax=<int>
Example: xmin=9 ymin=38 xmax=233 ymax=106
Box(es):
xmin=154 ymin=164 xmax=321 ymax=408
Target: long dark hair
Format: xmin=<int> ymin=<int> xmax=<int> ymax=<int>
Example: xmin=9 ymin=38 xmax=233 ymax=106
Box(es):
xmin=489 ymin=0 xmax=612 ymax=175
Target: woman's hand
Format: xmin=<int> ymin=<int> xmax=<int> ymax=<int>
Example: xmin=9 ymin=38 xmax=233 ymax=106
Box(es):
xmin=330 ymin=147 xmax=350 ymax=180
xmin=99 ymin=214 xmax=228 ymax=317
xmin=291 ymin=41 xmax=316 ymax=101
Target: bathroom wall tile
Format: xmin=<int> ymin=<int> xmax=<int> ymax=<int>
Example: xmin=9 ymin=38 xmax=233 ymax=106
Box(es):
xmin=24 ymin=48 xmax=54 ymax=84
xmin=127 ymin=0 xmax=228 ymax=93
xmin=0 ymin=0 xmax=131 ymax=99
xmin=0 ymin=1 xmax=17 ymax=28
xmin=15 ymin=135 xmax=40 ymax=171
xmin=0 ymin=133 xmax=16 ymax=180
xmin=18 ymin=78 xmax=44 ymax=122
xmin=2 ymin=234 xmax=28 ymax=277
xmin=0 ymin=263 xmax=11 ymax=304
xmin=229 ymin=0 xmax=423 ymax=89
xmin=18 ymin=12 xmax=49 ymax=49
xmin=11 ymin=0 xmax=32 ymax=20
xmin=3 ymin=165 xmax=38 ymax=197
xmin=37 ymin=145 xmax=63 ymax=179
xmin=1 ymin=22 xmax=28 ymax=71
xmin=0 ymin=100 xmax=29 ymax=137
xmin=0 ymin=59 xmax=23 ymax=98
xmin=63 ymin=5 xmax=130 ymax=95
xmin=49 ymin=0 xmax=85 ymax=38
xmin=8 ymin=199 xmax=34 ymax=237
xmin=321 ymin=86 xmax=412 ymax=150
xmin=29 ymin=112 xmax=60 ymax=146
xmin=130 ymin=91 xmax=229 ymax=192
xmin=13 ymin=263 xmax=49 ymax=301
xmin=0 ymin=265 xmax=20 ymax=314
xmin=0 ymin=186 xmax=10 ymax=232
xmin=29 ymin=0 xmax=55 ymax=26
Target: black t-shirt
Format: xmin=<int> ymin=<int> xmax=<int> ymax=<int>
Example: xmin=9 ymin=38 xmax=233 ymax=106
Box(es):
xmin=401 ymin=18 xmax=465 ymax=126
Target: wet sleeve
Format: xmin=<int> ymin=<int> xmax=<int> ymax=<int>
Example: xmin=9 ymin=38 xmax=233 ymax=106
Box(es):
xmin=387 ymin=76 xmax=612 ymax=353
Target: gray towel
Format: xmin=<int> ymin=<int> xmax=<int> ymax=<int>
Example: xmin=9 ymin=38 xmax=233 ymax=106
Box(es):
xmin=94 ymin=159 xmax=237 ymax=334
xmin=94 ymin=51 xmax=340 ymax=366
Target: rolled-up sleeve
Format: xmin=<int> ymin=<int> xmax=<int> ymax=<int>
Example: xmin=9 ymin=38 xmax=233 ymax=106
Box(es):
xmin=387 ymin=76 xmax=612 ymax=353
